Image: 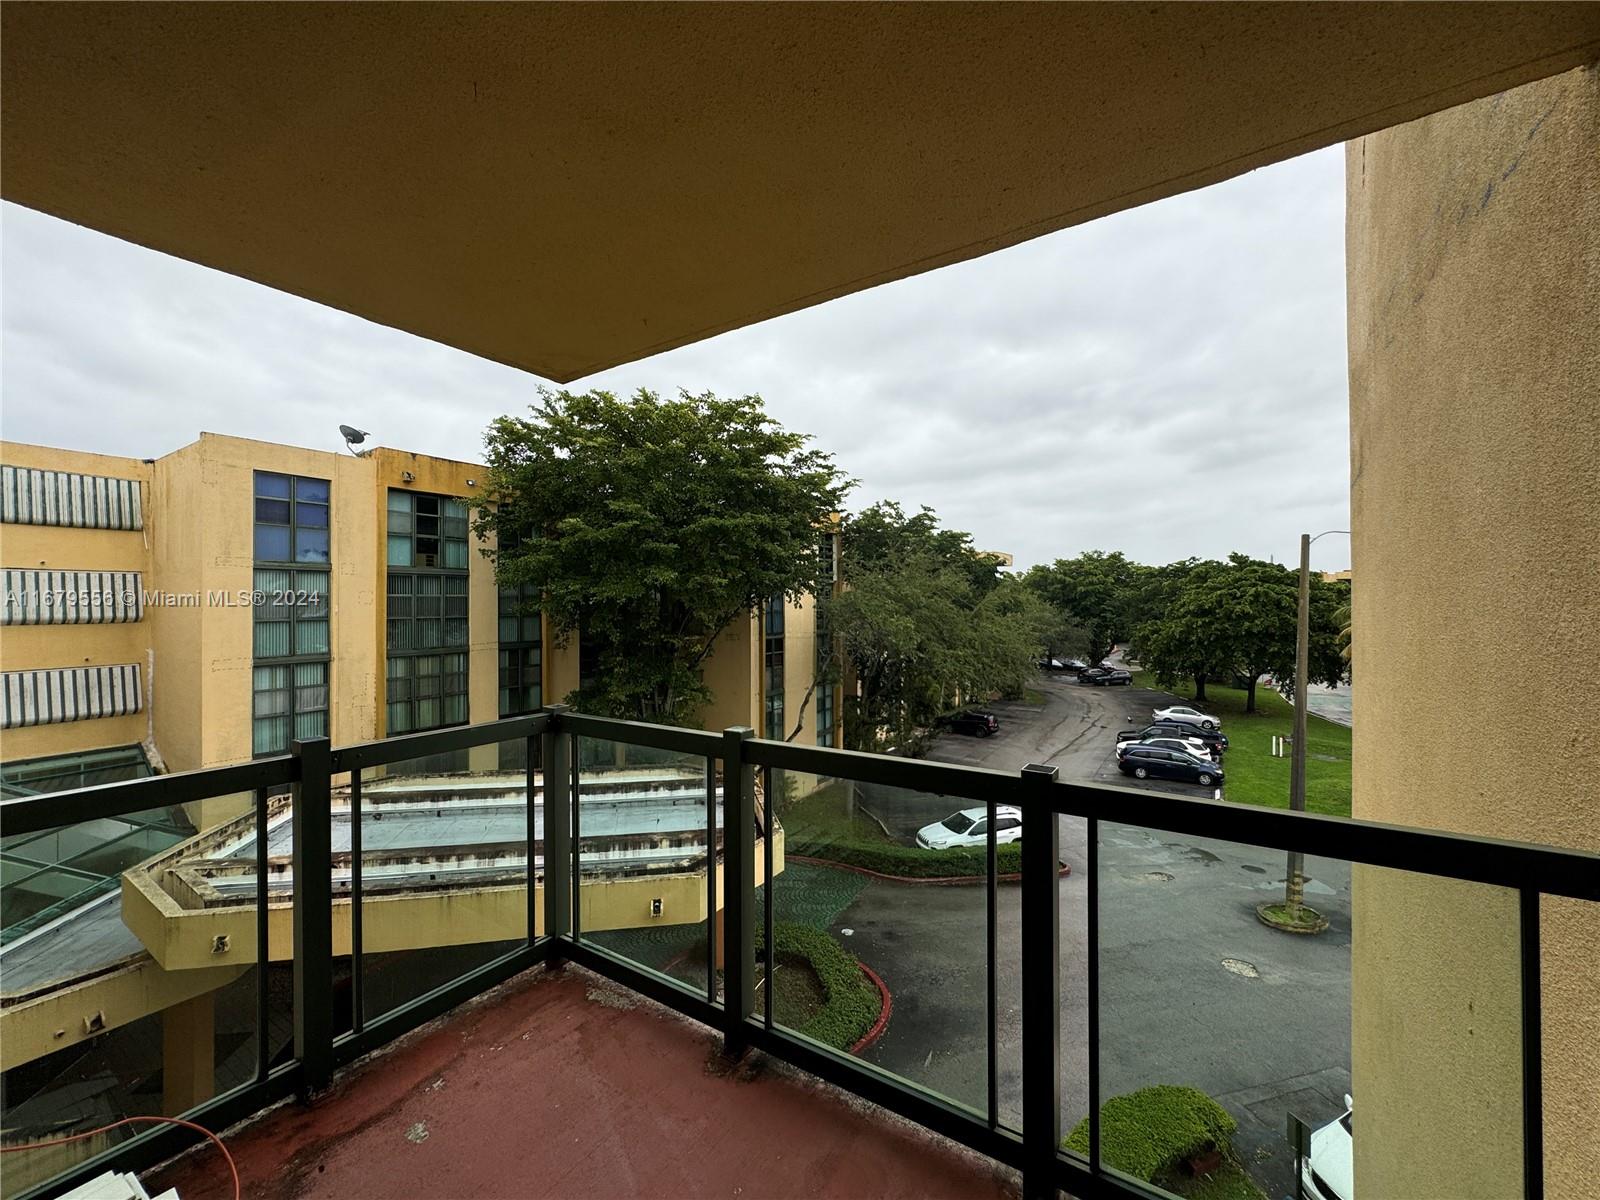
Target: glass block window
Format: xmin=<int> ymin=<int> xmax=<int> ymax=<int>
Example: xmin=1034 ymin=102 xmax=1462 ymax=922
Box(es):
xmin=386 ymin=491 xmax=469 ymax=570
xmin=386 ymin=652 xmax=468 ymax=735
xmin=252 ymin=568 xmax=331 ymax=659
xmin=498 ymin=583 xmax=542 ymax=717
xmin=254 ymin=472 xmax=330 ymax=564
xmin=763 ymin=594 xmax=785 ymax=739
xmin=252 ymin=661 xmax=328 ymax=755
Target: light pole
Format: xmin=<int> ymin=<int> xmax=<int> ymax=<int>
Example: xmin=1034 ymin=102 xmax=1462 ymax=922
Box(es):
xmin=1284 ymin=529 xmax=1349 ymax=916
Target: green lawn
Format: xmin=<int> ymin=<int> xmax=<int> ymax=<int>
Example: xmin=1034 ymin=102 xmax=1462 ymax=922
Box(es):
xmin=1132 ymin=672 xmax=1351 ymax=818
xmin=779 ymin=780 xmax=892 ymax=845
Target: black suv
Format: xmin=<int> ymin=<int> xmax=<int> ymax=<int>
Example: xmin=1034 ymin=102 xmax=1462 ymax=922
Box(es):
xmin=939 ymin=710 xmax=999 ymax=737
xmin=1118 ymin=745 xmax=1223 ymax=787
xmin=1078 ymin=667 xmax=1132 ymax=686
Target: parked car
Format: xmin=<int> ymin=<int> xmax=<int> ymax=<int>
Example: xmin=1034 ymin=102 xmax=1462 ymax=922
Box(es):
xmin=916 ymin=804 xmax=1023 ymax=849
xmin=1116 ymin=734 xmax=1217 ymax=761
xmin=1127 ymin=720 xmax=1230 ymax=751
xmin=1117 ymin=745 xmax=1223 ymax=787
xmin=1153 ymin=704 xmax=1221 ymax=730
xmin=1036 ymin=658 xmax=1073 ymax=672
xmin=1062 ymin=659 xmax=1089 ymax=673
xmin=1078 ymin=667 xmax=1132 ymax=686
xmin=1300 ymin=1097 xmax=1353 ymax=1200
xmin=937 ymin=709 xmax=999 ymax=737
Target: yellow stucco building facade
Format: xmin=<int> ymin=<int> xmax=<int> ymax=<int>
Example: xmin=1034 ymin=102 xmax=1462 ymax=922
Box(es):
xmin=2 ymin=431 xmax=840 ymax=798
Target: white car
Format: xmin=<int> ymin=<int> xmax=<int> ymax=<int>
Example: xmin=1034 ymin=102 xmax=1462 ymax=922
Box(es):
xmin=1153 ymin=704 xmax=1221 ymax=730
xmin=1116 ymin=735 xmax=1216 ymax=761
xmin=915 ymin=805 xmax=1023 ymax=849
xmin=1300 ymin=1097 xmax=1353 ymax=1200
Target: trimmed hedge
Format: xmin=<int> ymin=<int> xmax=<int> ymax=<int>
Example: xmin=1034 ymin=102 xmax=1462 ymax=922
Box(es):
xmin=757 ymin=922 xmax=880 ymax=1049
xmin=1063 ymin=1085 xmax=1238 ymax=1182
xmin=787 ymin=837 xmax=1024 ymax=879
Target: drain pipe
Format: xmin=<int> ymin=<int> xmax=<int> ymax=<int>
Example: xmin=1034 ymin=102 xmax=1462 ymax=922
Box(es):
xmin=141 ymin=648 xmax=168 ymax=773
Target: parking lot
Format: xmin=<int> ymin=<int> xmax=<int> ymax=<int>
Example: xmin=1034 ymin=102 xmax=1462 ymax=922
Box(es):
xmin=834 ymin=669 xmax=1351 ymax=1197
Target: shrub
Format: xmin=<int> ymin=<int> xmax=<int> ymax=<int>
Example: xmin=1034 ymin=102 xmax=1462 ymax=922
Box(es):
xmin=756 ymin=922 xmax=880 ymax=1049
xmin=785 ymin=836 xmax=1024 ymax=879
xmin=1063 ymin=1085 xmax=1238 ymax=1182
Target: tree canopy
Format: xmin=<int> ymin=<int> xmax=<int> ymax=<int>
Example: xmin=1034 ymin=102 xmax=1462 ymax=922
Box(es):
xmin=477 ymin=387 xmax=851 ymax=724
xmin=1025 ymin=550 xmax=1143 ymax=665
xmin=827 ymin=502 xmax=1043 ymax=750
xmin=1133 ymin=554 xmax=1348 ymax=711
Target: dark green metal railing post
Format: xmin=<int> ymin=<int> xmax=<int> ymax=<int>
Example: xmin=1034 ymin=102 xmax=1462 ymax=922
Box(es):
xmin=1021 ymin=763 xmax=1060 ymax=1200
xmin=721 ymin=726 xmax=755 ymax=1056
xmin=541 ymin=706 xmax=572 ymax=959
xmin=291 ymin=737 xmax=334 ymax=1097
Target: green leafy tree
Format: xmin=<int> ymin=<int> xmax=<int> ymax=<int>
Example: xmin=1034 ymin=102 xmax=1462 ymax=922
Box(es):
xmin=829 ymin=504 xmax=1039 ymax=750
xmin=1131 ymin=559 xmax=1232 ymax=702
xmin=477 ymin=388 xmax=851 ymax=724
xmin=1026 ymin=551 xmax=1144 ymax=665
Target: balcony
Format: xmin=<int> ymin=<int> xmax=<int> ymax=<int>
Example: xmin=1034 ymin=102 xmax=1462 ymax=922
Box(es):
xmin=3 ymin=709 xmax=1596 ymax=1200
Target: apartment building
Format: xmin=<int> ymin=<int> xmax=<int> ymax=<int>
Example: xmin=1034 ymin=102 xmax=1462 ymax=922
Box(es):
xmin=0 ymin=431 xmax=841 ymax=812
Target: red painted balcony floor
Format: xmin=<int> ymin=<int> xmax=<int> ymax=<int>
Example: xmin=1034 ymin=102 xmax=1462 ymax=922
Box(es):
xmin=148 ymin=964 xmax=1017 ymax=1200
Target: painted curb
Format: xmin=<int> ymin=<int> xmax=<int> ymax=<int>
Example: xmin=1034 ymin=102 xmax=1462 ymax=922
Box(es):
xmin=849 ymin=960 xmax=893 ymax=1055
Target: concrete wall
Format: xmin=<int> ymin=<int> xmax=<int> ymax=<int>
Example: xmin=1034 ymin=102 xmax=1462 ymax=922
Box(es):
xmin=1346 ymin=65 xmax=1599 ymax=1199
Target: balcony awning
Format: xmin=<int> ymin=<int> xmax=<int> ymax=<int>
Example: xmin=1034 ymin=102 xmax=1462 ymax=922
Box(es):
xmin=3 ymin=4 xmax=1597 ymax=382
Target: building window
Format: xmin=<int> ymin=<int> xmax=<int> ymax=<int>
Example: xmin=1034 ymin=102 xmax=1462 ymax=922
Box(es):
xmin=386 ymin=652 xmax=468 ymax=735
xmin=253 ymin=470 xmax=331 ymax=756
xmin=253 ymin=661 xmax=329 ymax=755
xmin=386 ymin=573 xmax=469 ymax=652
xmin=253 ymin=568 xmax=331 ymax=658
xmin=764 ymin=594 xmax=785 ymax=739
xmin=819 ymin=532 xmax=837 ymax=584
xmin=386 ymin=489 xmax=471 ymax=735
xmin=499 ymin=584 xmax=542 ymax=717
xmin=254 ymin=472 xmax=330 ymax=564
xmin=815 ymin=604 xmax=835 ymax=748
xmin=386 ymin=490 xmax=469 ymax=569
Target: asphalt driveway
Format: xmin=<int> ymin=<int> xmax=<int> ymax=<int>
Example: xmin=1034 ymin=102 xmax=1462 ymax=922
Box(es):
xmin=831 ymin=668 xmax=1350 ymax=1197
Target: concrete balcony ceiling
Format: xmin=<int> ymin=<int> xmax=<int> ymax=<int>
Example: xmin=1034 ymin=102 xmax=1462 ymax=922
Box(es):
xmin=3 ymin=4 xmax=1597 ymax=383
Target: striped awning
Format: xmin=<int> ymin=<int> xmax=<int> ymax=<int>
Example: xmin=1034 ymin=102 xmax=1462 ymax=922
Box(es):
xmin=1 ymin=465 xmax=144 ymax=530
xmin=2 ymin=570 xmax=144 ymax=625
xmin=1 ymin=664 xmax=144 ymax=729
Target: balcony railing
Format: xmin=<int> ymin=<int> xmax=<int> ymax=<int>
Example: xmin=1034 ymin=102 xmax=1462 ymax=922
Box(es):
xmin=2 ymin=707 xmax=1595 ymax=1200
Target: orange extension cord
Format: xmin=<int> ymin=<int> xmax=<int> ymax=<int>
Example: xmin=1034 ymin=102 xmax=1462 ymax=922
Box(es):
xmin=0 ymin=1114 xmax=240 ymax=1200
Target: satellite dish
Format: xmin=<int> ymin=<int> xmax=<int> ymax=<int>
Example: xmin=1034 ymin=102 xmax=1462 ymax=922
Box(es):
xmin=339 ymin=425 xmax=372 ymax=456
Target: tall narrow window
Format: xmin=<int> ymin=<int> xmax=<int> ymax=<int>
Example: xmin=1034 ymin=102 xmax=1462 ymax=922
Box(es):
xmin=252 ymin=472 xmax=331 ymax=757
xmin=498 ymin=583 xmax=542 ymax=717
xmin=386 ymin=488 xmax=470 ymax=734
xmin=763 ymin=594 xmax=785 ymax=740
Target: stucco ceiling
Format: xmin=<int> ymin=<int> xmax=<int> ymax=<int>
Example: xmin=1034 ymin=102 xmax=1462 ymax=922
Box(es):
xmin=4 ymin=4 xmax=1598 ymax=382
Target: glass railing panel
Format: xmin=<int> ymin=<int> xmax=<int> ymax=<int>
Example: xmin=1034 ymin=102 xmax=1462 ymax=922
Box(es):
xmin=1091 ymin=822 xmax=1526 ymax=1200
xmin=0 ymin=790 xmax=270 ymax=1197
xmin=574 ymin=736 xmax=712 ymax=998
xmin=767 ymin=766 xmax=992 ymax=1118
xmin=354 ymin=737 xmax=533 ymax=1028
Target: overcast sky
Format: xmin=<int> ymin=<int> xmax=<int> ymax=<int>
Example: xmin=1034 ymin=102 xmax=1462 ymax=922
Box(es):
xmin=1 ymin=145 xmax=1350 ymax=573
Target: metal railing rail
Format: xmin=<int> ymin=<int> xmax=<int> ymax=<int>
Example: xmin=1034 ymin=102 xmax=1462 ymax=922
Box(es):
xmin=4 ymin=707 xmax=1596 ymax=1200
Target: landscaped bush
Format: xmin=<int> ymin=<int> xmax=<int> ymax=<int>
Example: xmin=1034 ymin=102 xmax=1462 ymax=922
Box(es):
xmin=785 ymin=836 xmax=1024 ymax=879
xmin=1063 ymin=1085 xmax=1238 ymax=1182
xmin=757 ymin=922 xmax=880 ymax=1049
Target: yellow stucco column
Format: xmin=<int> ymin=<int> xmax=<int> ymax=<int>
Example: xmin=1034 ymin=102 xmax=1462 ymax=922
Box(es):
xmin=161 ymin=991 xmax=216 ymax=1115
xmin=1346 ymin=65 xmax=1599 ymax=1199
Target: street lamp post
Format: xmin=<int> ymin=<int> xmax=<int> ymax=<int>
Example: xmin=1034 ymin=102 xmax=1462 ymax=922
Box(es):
xmin=1285 ymin=529 xmax=1349 ymax=916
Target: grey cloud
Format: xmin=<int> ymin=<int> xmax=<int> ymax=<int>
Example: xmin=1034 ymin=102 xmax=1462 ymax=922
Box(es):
xmin=1 ymin=144 xmax=1350 ymax=573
